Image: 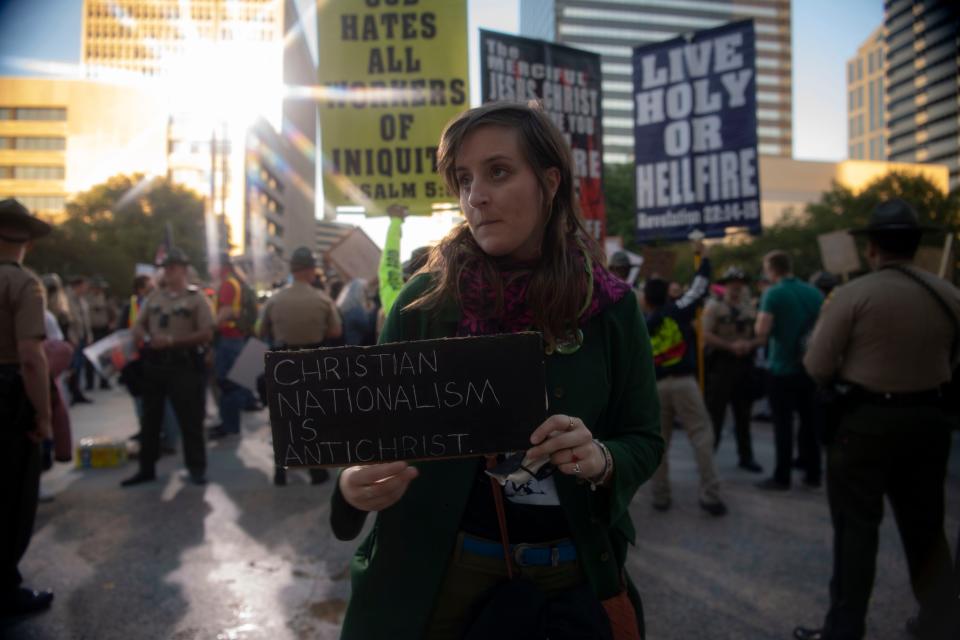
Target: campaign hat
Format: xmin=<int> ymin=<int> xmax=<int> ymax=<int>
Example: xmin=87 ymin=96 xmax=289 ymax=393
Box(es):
xmin=290 ymin=246 xmax=317 ymax=271
xmin=0 ymin=198 xmax=52 ymax=241
xmin=849 ymin=198 xmax=941 ymax=235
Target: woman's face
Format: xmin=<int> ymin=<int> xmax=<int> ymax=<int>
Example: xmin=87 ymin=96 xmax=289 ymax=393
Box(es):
xmin=454 ymin=125 xmax=559 ymax=262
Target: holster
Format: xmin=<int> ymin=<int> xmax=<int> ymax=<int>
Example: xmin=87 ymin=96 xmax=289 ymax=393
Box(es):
xmin=815 ymin=383 xmax=855 ymax=446
xmin=0 ymin=365 xmax=36 ymax=431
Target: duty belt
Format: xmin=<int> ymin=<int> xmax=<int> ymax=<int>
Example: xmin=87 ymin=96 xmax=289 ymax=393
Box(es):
xmin=855 ymin=387 xmax=943 ymax=407
xmin=142 ymin=347 xmax=195 ymax=365
xmin=273 ymin=342 xmax=325 ymax=351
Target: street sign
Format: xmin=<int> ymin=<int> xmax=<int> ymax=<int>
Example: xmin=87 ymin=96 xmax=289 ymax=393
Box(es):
xmin=266 ymin=333 xmax=546 ymax=468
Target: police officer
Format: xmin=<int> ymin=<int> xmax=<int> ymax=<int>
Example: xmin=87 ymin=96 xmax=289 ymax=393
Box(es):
xmin=794 ymin=199 xmax=960 ymax=640
xmin=121 ymin=248 xmax=214 ymax=487
xmin=85 ymin=276 xmax=115 ymax=390
xmin=260 ymin=247 xmax=342 ymax=351
xmin=65 ymin=275 xmax=94 ymax=404
xmin=703 ymin=267 xmax=763 ymax=472
xmin=0 ymin=198 xmax=54 ymax=616
xmin=260 ymin=247 xmax=342 ymax=486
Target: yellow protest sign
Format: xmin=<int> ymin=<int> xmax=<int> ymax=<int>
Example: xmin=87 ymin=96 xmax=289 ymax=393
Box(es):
xmin=317 ymin=0 xmax=468 ymax=216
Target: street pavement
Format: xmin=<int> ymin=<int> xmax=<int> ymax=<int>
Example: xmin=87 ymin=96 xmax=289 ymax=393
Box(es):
xmin=4 ymin=385 xmax=958 ymax=640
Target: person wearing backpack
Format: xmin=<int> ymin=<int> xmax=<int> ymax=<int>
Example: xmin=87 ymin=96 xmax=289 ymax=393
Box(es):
xmin=209 ymin=253 xmax=256 ymax=439
xmin=643 ymin=241 xmax=727 ymax=516
xmin=753 ymin=250 xmax=824 ymax=491
xmin=793 ymin=199 xmax=959 ymax=640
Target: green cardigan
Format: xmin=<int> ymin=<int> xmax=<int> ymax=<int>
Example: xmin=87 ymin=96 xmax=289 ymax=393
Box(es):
xmin=331 ymin=274 xmax=664 ymax=639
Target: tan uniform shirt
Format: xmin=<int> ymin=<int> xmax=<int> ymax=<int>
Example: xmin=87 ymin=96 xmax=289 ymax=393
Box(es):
xmin=261 ymin=281 xmax=341 ymax=347
xmin=135 ymin=286 xmax=214 ymax=343
xmin=66 ymin=288 xmax=92 ymax=344
xmin=703 ymin=294 xmax=756 ymax=342
xmin=0 ymin=263 xmax=46 ymax=364
xmin=804 ymin=265 xmax=960 ymax=393
xmin=87 ymin=291 xmax=113 ymax=330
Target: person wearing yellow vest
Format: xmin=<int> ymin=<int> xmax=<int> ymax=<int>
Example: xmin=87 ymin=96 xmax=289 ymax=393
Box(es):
xmin=119 ymin=275 xmax=152 ymax=331
xmin=643 ymin=241 xmax=726 ymax=516
xmin=210 ymin=253 xmax=253 ymax=439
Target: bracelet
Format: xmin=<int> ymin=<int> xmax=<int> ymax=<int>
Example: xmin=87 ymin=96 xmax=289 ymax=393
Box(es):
xmin=588 ymin=439 xmax=613 ymax=491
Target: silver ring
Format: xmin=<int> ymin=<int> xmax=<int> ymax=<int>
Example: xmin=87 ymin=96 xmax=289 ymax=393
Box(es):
xmin=572 ymin=463 xmax=582 ymax=474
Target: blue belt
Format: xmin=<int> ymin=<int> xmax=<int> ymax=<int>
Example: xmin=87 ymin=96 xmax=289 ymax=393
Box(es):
xmin=462 ymin=535 xmax=577 ymax=567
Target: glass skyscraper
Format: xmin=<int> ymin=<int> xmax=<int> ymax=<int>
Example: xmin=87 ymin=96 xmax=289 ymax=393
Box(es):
xmin=883 ymin=0 xmax=959 ymax=188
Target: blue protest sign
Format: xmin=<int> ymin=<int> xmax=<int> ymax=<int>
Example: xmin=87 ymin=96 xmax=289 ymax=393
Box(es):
xmin=633 ymin=20 xmax=761 ymax=242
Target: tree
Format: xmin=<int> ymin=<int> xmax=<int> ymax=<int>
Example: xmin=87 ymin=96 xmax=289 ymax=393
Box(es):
xmin=709 ymin=171 xmax=959 ymax=281
xmin=600 ymin=169 xmax=959 ymax=283
xmin=27 ymin=174 xmax=210 ymax=295
xmin=603 ymin=163 xmax=637 ymax=250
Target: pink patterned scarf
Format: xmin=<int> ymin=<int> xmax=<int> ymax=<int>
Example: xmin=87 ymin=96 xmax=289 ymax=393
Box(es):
xmin=458 ymin=247 xmax=631 ymax=338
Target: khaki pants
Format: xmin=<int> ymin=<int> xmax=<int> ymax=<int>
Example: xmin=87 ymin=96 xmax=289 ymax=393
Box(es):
xmin=651 ymin=375 xmax=722 ymax=505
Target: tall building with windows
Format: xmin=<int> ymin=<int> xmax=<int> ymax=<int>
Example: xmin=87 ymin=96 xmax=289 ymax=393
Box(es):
xmin=80 ymin=0 xmax=290 ymax=256
xmin=847 ymin=27 xmax=887 ymax=161
xmin=520 ymin=0 xmax=793 ymax=164
xmin=883 ymin=0 xmax=959 ymax=188
xmin=82 ymin=0 xmax=281 ymax=79
xmin=0 ymin=77 xmax=169 ymax=218
xmin=73 ymin=0 xmax=322 ymax=274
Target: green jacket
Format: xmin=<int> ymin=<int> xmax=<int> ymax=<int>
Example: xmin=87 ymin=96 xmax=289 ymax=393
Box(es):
xmin=331 ymin=273 xmax=664 ymax=639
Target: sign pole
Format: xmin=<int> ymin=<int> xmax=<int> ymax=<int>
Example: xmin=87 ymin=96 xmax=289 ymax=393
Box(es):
xmin=938 ymin=233 xmax=954 ymax=279
xmin=689 ymin=230 xmax=706 ymax=392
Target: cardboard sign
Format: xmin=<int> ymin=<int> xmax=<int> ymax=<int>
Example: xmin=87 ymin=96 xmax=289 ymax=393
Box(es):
xmin=266 ymin=333 xmax=546 ymax=468
xmin=639 ymin=248 xmax=677 ymax=280
xmin=326 ymin=227 xmax=382 ymax=281
xmin=227 ymin=337 xmax=269 ymax=393
xmin=817 ymin=230 xmax=861 ymax=276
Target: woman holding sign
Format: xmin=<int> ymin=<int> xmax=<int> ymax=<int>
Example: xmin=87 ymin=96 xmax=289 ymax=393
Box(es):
xmin=331 ymin=103 xmax=663 ymax=640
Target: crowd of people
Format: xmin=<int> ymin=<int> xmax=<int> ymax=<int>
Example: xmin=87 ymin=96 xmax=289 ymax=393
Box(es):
xmin=2 ymin=100 xmax=958 ymax=640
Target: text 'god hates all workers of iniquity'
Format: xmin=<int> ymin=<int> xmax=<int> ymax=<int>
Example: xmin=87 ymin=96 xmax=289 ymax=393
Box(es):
xmin=271 ymin=349 xmax=503 ymax=467
xmin=316 ymin=1 xmax=469 ymax=210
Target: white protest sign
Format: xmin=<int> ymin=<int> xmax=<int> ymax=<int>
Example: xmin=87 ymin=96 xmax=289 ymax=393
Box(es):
xmin=82 ymin=330 xmax=135 ymax=377
xmin=817 ymin=230 xmax=861 ymax=276
xmin=227 ymin=337 xmax=269 ymax=392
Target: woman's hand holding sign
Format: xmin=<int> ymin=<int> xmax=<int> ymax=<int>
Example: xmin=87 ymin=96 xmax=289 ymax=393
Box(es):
xmin=526 ymin=415 xmax=611 ymax=485
xmin=340 ymin=462 xmax=419 ymax=512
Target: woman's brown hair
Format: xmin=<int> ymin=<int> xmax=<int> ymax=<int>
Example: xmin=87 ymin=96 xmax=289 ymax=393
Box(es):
xmin=407 ymin=102 xmax=602 ymax=347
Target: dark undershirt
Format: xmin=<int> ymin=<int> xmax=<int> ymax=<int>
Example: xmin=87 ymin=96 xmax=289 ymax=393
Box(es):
xmin=458 ymin=460 xmax=572 ymax=543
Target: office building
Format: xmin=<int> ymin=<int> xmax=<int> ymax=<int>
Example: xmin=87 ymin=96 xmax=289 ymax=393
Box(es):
xmin=244 ymin=117 xmax=319 ymax=286
xmin=79 ymin=0 xmax=300 ymax=256
xmin=519 ymin=1 xmax=556 ymax=42
xmin=82 ymin=0 xmax=281 ymax=79
xmin=847 ymin=26 xmax=887 ymax=161
xmin=760 ymin=155 xmax=949 ymax=229
xmin=520 ymin=0 xmax=793 ymax=164
xmin=0 ymin=77 xmax=168 ymax=218
xmin=883 ymin=0 xmax=959 ymax=188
